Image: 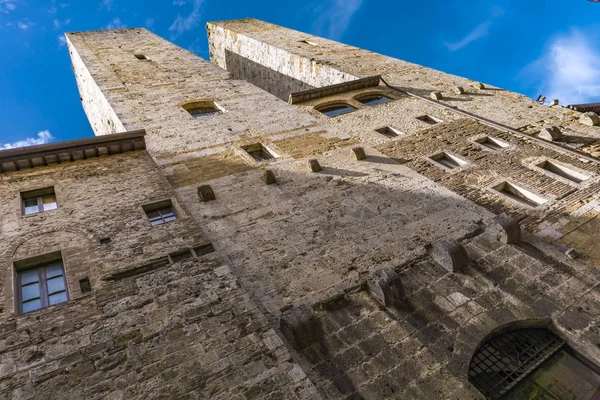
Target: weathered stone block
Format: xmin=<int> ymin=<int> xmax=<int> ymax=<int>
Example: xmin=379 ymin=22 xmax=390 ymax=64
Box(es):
xmin=263 ymin=169 xmax=277 ymax=185
xmin=550 ymin=99 xmax=559 ymax=106
xmin=198 ymin=184 xmax=216 ymax=201
xmin=280 ymin=304 xmax=323 ymax=350
xmin=367 ymin=267 xmax=406 ymax=309
xmin=430 ymin=91 xmax=443 ymax=100
xmin=475 ymin=82 xmax=485 ymax=89
xmin=580 ymin=112 xmax=600 ymax=127
xmin=352 ymin=147 xmax=366 ymax=161
xmin=537 ymin=126 xmax=562 ymax=141
xmin=486 ymin=213 xmax=520 ymax=244
xmin=432 ymin=239 xmax=470 ymax=273
xmin=453 ymin=86 xmax=465 ymax=94
xmin=307 ymin=159 xmax=322 ymax=172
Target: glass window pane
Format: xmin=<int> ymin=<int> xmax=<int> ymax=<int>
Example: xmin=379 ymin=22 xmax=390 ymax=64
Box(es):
xmin=42 ymin=194 xmax=58 ymax=211
xmin=48 ymin=291 xmax=68 ymax=305
xmin=24 ymin=198 xmax=39 ymax=215
xmin=46 ymin=276 xmax=66 ymax=295
xmin=21 ymin=282 xmax=41 ymax=301
xmin=45 ymin=263 xmax=64 ymax=279
xmin=20 ymin=269 xmax=40 ymax=285
xmin=163 ymin=216 xmax=177 ymax=222
xmin=150 ymin=219 xmax=164 ymax=226
xmin=22 ymin=299 xmax=42 ymax=313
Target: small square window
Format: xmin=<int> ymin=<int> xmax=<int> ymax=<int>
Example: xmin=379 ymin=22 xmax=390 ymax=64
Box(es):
xmin=475 ymin=136 xmax=509 ymax=150
xmin=416 ymin=115 xmax=442 ymax=125
xmin=375 ymin=126 xmax=403 ymax=138
xmin=242 ymin=143 xmax=278 ymax=162
xmin=143 ymin=200 xmax=177 ymax=226
xmin=79 ymin=278 xmax=92 ymax=293
xmin=134 ymin=54 xmax=148 ymax=60
xmin=491 ymin=181 xmax=548 ymax=207
xmin=429 ymin=152 xmax=469 ymax=170
xmin=16 ymin=254 xmax=68 ymax=314
xmin=21 ymin=187 xmax=58 ymax=215
xmin=182 ymin=101 xmax=222 ymax=118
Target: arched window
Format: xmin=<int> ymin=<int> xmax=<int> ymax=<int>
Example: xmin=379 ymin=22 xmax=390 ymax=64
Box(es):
xmin=469 ymin=326 xmax=600 ymax=399
xmin=316 ymin=103 xmax=356 ymax=117
xmin=182 ymin=101 xmax=222 ymax=118
xmin=355 ymin=94 xmax=393 ymax=106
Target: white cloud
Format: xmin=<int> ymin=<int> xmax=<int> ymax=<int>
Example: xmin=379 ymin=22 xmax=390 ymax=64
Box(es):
xmin=100 ymin=0 xmax=113 ymax=10
xmin=145 ymin=18 xmax=154 ymax=28
xmin=169 ymin=0 xmax=203 ymax=38
xmin=1 ymin=131 xmax=54 ymax=150
xmin=173 ymin=0 xmax=186 ymax=5
xmin=53 ymin=18 xmax=70 ymax=29
xmin=523 ymin=29 xmax=600 ymax=105
xmin=57 ymin=34 xmax=67 ymax=47
xmin=444 ymin=21 xmax=491 ymax=52
xmin=312 ymin=0 xmax=363 ymax=40
xmin=0 ymin=0 xmax=16 ymax=13
xmin=106 ymin=17 xmax=126 ymax=29
xmin=17 ymin=20 xmax=34 ymax=30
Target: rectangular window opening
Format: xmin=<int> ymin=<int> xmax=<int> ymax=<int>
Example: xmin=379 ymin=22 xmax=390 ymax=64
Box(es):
xmin=79 ymin=278 xmax=92 ymax=293
xmin=492 ymin=181 xmax=548 ymax=207
xmin=134 ymin=54 xmax=148 ymax=60
xmin=21 ymin=187 xmax=57 ymax=215
xmin=537 ymin=160 xmax=590 ymax=184
xmin=169 ymin=249 xmax=193 ymax=264
xmin=476 ymin=136 xmax=509 ymax=150
xmin=193 ymin=243 xmax=215 ymax=257
xmin=242 ymin=144 xmax=278 ymax=162
xmin=416 ymin=115 xmax=442 ymax=125
xmin=15 ymin=252 xmax=68 ymax=314
xmin=375 ymin=126 xmax=403 ymax=138
xmin=429 ymin=152 xmax=469 ymax=170
xmin=143 ymin=200 xmax=177 ymax=226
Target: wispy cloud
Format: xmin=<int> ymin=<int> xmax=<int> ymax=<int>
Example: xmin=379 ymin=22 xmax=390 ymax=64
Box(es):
xmin=100 ymin=0 xmax=113 ymax=10
xmin=1 ymin=130 xmax=54 ymax=149
xmin=523 ymin=29 xmax=600 ymax=105
xmin=312 ymin=0 xmax=363 ymax=40
xmin=53 ymin=18 xmax=70 ymax=29
xmin=169 ymin=0 xmax=204 ymax=39
xmin=17 ymin=20 xmax=34 ymax=30
xmin=57 ymin=34 xmax=67 ymax=47
xmin=444 ymin=21 xmax=491 ymax=52
xmin=106 ymin=17 xmax=126 ymax=29
xmin=0 ymin=0 xmax=16 ymax=13
xmin=145 ymin=18 xmax=154 ymax=28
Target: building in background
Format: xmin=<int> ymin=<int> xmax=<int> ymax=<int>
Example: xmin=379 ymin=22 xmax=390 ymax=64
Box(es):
xmin=0 ymin=19 xmax=600 ymax=399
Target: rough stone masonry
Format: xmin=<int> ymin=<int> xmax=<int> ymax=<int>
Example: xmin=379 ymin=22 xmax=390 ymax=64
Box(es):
xmin=0 ymin=18 xmax=599 ymax=399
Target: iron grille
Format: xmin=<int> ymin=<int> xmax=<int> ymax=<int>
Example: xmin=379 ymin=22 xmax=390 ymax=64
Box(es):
xmin=468 ymin=328 xmax=565 ymax=399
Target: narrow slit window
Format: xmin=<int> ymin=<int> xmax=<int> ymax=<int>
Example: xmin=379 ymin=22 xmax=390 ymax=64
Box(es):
xmin=537 ymin=160 xmax=590 ymax=183
xmin=169 ymin=249 xmax=193 ymax=263
xmin=316 ymin=103 xmax=356 ymax=117
xmin=17 ymin=258 xmax=68 ymax=314
xmin=143 ymin=200 xmax=177 ymax=226
xmin=182 ymin=101 xmax=222 ymax=118
xmin=492 ymin=181 xmax=548 ymax=207
xmin=375 ymin=126 xmax=403 ymax=138
xmin=134 ymin=54 xmax=148 ymax=60
xmin=476 ymin=136 xmax=509 ymax=150
xmin=21 ymin=187 xmax=58 ymax=215
xmin=242 ymin=143 xmax=278 ymax=162
xmin=429 ymin=152 xmax=469 ymax=170
xmin=416 ymin=115 xmax=441 ymax=124
xmin=355 ymin=94 xmax=393 ymax=106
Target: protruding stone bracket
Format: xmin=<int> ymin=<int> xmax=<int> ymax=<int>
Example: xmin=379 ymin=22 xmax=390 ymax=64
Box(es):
xmin=432 ymin=239 xmax=470 ymax=273
xmin=550 ymin=99 xmax=559 ymax=106
xmin=486 ymin=213 xmax=521 ymax=244
xmin=263 ymin=169 xmax=277 ymax=185
xmin=308 ymin=159 xmax=322 ymax=173
xmin=580 ymin=112 xmax=600 ymax=127
xmin=198 ymin=184 xmax=216 ymax=202
xmin=453 ymin=86 xmax=465 ymax=94
xmin=280 ymin=304 xmax=324 ymax=350
xmin=537 ymin=126 xmax=562 ymax=141
xmin=367 ymin=266 xmax=407 ymax=309
xmin=430 ymin=91 xmax=443 ymax=100
xmin=352 ymin=147 xmax=366 ymax=161
xmin=475 ymin=82 xmax=485 ymax=90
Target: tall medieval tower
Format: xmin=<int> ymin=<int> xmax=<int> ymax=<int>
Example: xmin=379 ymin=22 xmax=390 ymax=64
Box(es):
xmin=0 ymin=19 xmax=599 ymax=399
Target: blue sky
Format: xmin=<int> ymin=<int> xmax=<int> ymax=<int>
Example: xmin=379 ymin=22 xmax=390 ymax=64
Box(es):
xmin=0 ymin=0 xmax=599 ymax=148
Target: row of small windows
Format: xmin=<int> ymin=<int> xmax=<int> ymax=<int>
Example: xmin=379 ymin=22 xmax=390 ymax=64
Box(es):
xmin=316 ymin=94 xmax=394 ymax=117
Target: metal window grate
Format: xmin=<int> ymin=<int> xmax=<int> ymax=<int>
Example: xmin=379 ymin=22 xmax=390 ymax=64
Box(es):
xmin=468 ymin=328 xmax=565 ymax=399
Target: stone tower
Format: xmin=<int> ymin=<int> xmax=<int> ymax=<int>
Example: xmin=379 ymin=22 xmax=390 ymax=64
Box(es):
xmin=0 ymin=19 xmax=599 ymax=399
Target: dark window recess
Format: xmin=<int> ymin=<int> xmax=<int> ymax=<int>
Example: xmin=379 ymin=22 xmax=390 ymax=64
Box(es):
xmin=317 ymin=104 xmax=356 ymax=117
xmin=17 ymin=260 xmax=68 ymax=314
xmin=79 ymin=278 xmax=92 ymax=293
xmin=492 ymin=182 xmax=548 ymax=207
xmin=143 ymin=201 xmax=177 ymax=226
xmin=416 ymin=115 xmax=441 ymax=124
xmin=356 ymin=94 xmax=393 ymax=106
xmin=537 ymin=160 xmax=590 ymax=183
xmin=169 ymin=249 xmax=193 ymax=263
xmin=242 ymin=144 xmax=277 ymax=162
xmin=100 ymin=237 xmax=112 ymax=245
xmin=193 ymin=243 xmax=215 ymax=256
xmin=134 ymin=54 xmax=148 ymax=60
xmin=469 ymin=327 xmax=600 ymax=400
xmin=21 ymin=187 xmax=58 ymax=215
xmin=429 ymin=152 xmax=468 ymax=170
xmin=186 ymin=106 xmax=221 ymax=117
xmin=375 ymin=126 xmax=403 ymax=138
xmin=476 ymin=136 xmax=509 ymax=150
